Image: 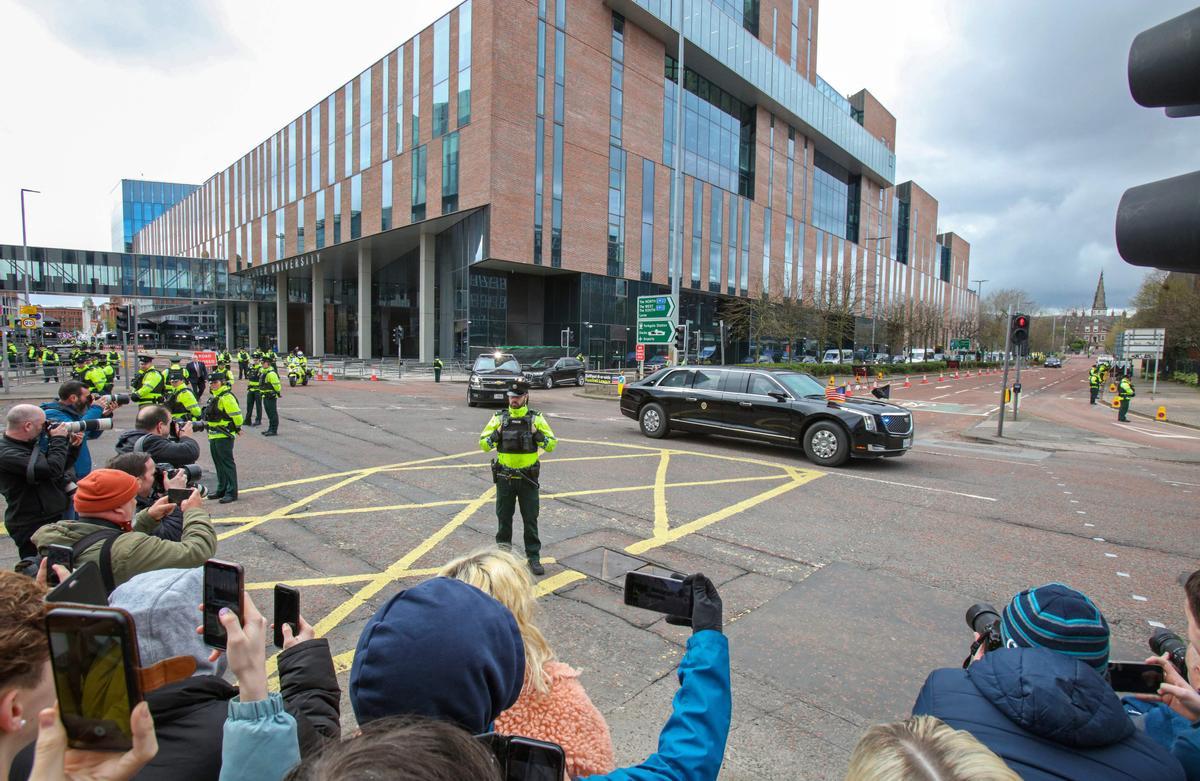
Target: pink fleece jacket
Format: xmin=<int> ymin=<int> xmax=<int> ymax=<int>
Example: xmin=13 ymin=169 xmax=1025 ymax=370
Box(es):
xmin=494 ymin=661 xmax=616 ymax=777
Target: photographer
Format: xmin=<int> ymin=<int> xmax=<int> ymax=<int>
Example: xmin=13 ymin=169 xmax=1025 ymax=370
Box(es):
xmin=1123 ymin=569 xmax=1200 ymax=779
xmin=0 ymin=405 xmax=81 ymax=558
xmin=115 ymin=405 xmax=200 ymax=469
xmin=107 ymin=452 xmax=189 ymax=542
xmin=912 ymin=583 xmax=1183 ymax=780
xmin=32 ymin=468 xmax=214 ymax=592
xmin=41 ymin=381 xmax=117 ymax=481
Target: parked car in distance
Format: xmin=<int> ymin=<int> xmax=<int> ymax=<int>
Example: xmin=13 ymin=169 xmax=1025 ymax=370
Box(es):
xmin=796 ymin=355 xmax=817 ymax=364
xmin=524 ymin=356 xmax=586 ymax=388
xmin=645 ymin=354 xmax=668 ymax=370
xmin=873 ymin=353 xmax=890 ymax=363
xmin=1044 ymin=356 xmax=1062 ymax=368
xmin=821 ymin=349 xmax=853 ymax=364
xmin=468 ymin=352 xmax=525 ymax=406
xmin=619 ymin=365 xmax=914 ymax=467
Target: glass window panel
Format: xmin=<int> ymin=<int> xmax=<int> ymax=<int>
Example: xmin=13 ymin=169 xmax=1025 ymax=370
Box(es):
xmin=350 ymin=174 xmax=362 ymax=239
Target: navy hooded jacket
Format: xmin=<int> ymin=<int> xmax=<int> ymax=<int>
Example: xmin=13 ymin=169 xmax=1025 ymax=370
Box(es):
xmin=349 ymin=577 xmax=526 ymax=733
xmin=913 ymin=647 xmax=1184 ymax=780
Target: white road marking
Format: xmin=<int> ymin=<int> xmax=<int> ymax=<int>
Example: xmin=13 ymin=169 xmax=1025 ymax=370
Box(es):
xmin=954 ymin=389 xmax=970 ymax=394
xmin=1105 ymin=553 xmax=1118 ymax=558
xmin=1149 ymin=621 xmax=1167 ymax=629
xmin=1077 ymin=511 xmax=1087 ymax=515
xmin=823 ymin=472 xmax=997 ymax=502
xmin=935 ymin=385 xmax=952 ymax=389
xmin=1093 ymin=537 xmax=1106 ymax=542
xmin=1133 ymin=595 xmax=1148 ymax=602
xmin=1084 ymin=523 xmax=1095 ymax=527
xmin=1117 ymin=423 xmax=1199 ymax=440
xmin=1069 ymin=499 xmax=1079 ymax=504
xmin=1057 ymin=483 xmax=1066 ymax=486
xmin=1165 ymin=480 xmax=1200 ymax=487
xmin=1117 ymin=572 xmax=1130 ymax=577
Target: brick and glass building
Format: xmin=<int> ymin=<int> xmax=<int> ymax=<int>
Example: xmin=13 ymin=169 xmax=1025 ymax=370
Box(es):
xmin=111 ymin=179 xmax=198 ymax=253
xmin=136 ymin=0 xmax=977 ymax=363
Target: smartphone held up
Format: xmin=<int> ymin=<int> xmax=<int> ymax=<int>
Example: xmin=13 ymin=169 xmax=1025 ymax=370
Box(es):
xmin=623 ymin=571 xmax=693 ymax=617
xmin=203 ymin=559 xmax=245 ymax=650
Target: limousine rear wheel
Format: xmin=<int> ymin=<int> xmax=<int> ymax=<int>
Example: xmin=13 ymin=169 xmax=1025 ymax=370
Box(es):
xmin=639 ymin=402 xmax=669 ymax=439
xmin=803 ymin=421 xmax=849 ymax=467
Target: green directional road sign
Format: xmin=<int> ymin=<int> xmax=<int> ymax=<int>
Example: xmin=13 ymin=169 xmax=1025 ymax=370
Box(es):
xmin=637 ymin=319 xmax=674 ymax=344
xmin=951 ymin=338 xmax=971 ymax=351
xmin=637 ymin=295 xmax=675 ymax=320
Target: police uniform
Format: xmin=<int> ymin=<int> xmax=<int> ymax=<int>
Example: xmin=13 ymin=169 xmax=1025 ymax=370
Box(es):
xmin=244 ymin=357 xmax=263 ymax=426
xmin=131 ymin=357 xmax=165 ymax=408
xmin=478 ymin=379 xmax=557 ymax=575
xmin=237 ymin=349 xmax=250 ymax=379
xmin=205 ymin=370 xmax=244 ymax=503
xmin=1088 ymin=365 xmax=1102 ymax=405
xmin=259 ymin=358 xmax=282 ymax=435
xmin=107 ymin=350 xmax=121 ymax=379
xmin=165 ymin=369 xmax=203 ymax=421
xmin=434 ymin=357 xmax=444 ymax=383
xmin=40 ymin=347 xmax=59 ymax=383
xmin=83 ymin=362 xmax=108 ymax=395
xmin=1117 ymin=376 xmax=1135 ymax=422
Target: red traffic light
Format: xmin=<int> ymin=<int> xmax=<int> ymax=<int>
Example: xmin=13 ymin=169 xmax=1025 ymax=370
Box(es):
xmin=1015 ymin=316 xmax=1028 ymax=328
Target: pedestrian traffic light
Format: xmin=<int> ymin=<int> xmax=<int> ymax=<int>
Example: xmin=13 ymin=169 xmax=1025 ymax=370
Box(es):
xmin=393 ymin=325 xmax=405 ymax=342
xmin=673 ymin=324 xmax=687 ymax=354
xmin=115 ymin=306 xmax=130 ymax=334
xmin=1010 ymin=313 xmax=1029 ymax=351
xmin=1116 ymin=7 xmax=1200 ymax=273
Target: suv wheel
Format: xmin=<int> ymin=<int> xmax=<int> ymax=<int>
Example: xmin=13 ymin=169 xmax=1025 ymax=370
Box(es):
xmin=639 ymin=402 xmax=669 ymax=439
xmin=468 ymin=393 xmax=478 ymax=408
xmin=803 ymin=421 xmax=849 ymax=467
xmin=576 ymin=371 xmax=585 ymax=386
xmin=544 ymin=375 xmax=554 ymax=389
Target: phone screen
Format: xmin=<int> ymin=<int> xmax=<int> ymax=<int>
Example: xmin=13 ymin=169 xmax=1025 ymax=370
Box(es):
xmin=166 ymin=487 xmax=192 ymax=505
xmin=203 ymin=560 xmax=244 ymax=650
xmin=45 ymin=545 xmax=74 ymax=587
xmin=623 ymin=572 xmax=693 ymax=617
xmin=273 ymin=584 xmax=300 ymax=649
xmin=45 ymin=608 xmax=140 ymax=751
xmin=1108 ymin=661 xmax=1165 ymax=694
xmin=506 ymin=738 xmax=566 ymax=781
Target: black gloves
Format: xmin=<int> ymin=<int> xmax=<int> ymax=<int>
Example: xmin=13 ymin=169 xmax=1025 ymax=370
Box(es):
xmin=534 ymin=430 xmax=547 ymax=446
xmin=665 ymin=574 xmax=723 ymax=634
xmin=487 ymin=431 xmax=500 ymax=447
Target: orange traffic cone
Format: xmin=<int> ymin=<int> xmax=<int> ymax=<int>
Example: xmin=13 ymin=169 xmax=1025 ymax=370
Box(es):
xmin=903 ymin=377 xmax=912 ymax=388
xmin=327 ymin=372 xmax=334 ymax=382
xmin=938 ymin=371 xmax=945 ymax=381
xmin=370 ymin=369 xmax=379 ymax=381
xmin=845 ymin=384 xmax=854 ymax=397
xmin=921 ymin=375 xmax=929 ymax=384
xmin=954 ymin=370 xmax=960 ymax=379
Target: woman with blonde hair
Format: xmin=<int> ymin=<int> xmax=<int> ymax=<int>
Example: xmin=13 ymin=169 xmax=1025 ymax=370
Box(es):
xmin=846 ymin=715 xmax=1019 ymax=781
xmin=439 ymin=548 xmax=615 ymax=777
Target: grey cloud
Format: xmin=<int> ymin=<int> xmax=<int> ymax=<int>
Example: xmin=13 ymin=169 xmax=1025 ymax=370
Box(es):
xmin=888 ymin=0 xmax=1200 ymax=310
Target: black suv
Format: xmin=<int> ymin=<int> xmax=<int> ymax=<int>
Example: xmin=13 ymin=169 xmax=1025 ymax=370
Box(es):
xmin=619 ymin=366 xmax=913 ymax=467
xmin=468 ymin=353 xmax=524 ymax=406
xmin=524 ymin=356 xmax=586 ymax=389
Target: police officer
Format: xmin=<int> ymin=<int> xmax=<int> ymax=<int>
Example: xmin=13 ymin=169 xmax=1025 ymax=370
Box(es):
xmin=244 ymin=352 xmax=263 ymax=427
xmin=1117 ymin=374 xmax=1136 ymax=423
xmin=39 ymin=345 xmax=59 ymax=384
xmin=83 ymin=358 xmax=108 ymax=395
xmin=6 ymin=341 xmax=18 ymax=367
xmin=217 ymin=348 xmax=233 ymax=374
xmin=1088 ymin=364 xmax=1102 ymax=405
xmin=237 ymin=347 xmax=250 ymax=379
xmin=131 ymin=355 xmax=166 ymax=408
xmin=434 ymin=356 xmax=444 ymax=383
xmin=107 ymin=348 xmax=121 ymax=380
xmin=478 ymin=378 xmax=557 ymax=576
xmin=204 ymin=370 xmax=243 ymax=503
xmin=165 ymin=367 xmax=203 ymax=421
xmin=258 ymin=355 xmax=282 ymax=436
xmin=25 ymin=342 xmax=38 ymax=367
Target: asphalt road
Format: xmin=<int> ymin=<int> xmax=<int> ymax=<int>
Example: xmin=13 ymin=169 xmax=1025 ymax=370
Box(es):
xmin=2 ymin=362 xmax=1197 ymax=779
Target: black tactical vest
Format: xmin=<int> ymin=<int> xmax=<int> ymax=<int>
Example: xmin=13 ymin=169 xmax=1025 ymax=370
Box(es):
xmin=497 ymin=410 xmax=539 ymax=455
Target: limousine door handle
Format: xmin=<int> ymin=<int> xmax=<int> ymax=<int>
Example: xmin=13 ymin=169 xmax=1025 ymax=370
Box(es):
xmin=738 ymin=401 xmax=753 ymax=408
xmin=685 ymin=396 xmax=698 ymax=402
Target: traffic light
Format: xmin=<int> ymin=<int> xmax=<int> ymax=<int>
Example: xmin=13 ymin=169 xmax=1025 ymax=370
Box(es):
xmin=393 ymin=325 xmax=405 ymax=342
xmin=115 ymin=306 xmax=130 ymax=334
xmin=1115 ymin=7 xmax=1200 ymax=273
xmin=1010 ymin=313 xmax=1029 ymax=352
xmin=673 ymin=324 xmax=687 ymax=354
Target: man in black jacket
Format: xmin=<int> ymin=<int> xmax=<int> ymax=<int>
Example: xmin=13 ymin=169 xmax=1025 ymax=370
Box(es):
xmin=8 ymin=567 xmax=341 ymax=781
xmin=114 ymin=405 xmax=200 ymax=468
xmin=185 ymin=355 xmax=208 ymax=400
xmin=0 ymin=404 xmax=81 ymax=557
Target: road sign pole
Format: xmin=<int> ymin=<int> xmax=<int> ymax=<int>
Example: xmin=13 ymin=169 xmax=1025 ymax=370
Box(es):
xmin=1153 ymin=355 xmax=1159 ymax=395
xmin=2 ymin=328 xmax=9 ymax=395
xmin=122 ymin=332 xmax=130 ymax=392
xmin=998 ymin=308 xmax=1012 ymax=437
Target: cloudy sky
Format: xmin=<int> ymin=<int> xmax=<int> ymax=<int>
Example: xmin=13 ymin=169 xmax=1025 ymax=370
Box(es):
xmin=1 ymin=0 xmax=1195 ymax=311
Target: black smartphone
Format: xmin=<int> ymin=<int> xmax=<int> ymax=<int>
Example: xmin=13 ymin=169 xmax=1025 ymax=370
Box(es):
xmin=44 ymin=544 xmax=75 ymax=586
xmin=166 ymin=487 xmax=192 ymax=505
xmin=273 ymin=584 xmax=300 ymax=649
xmin=45 ymin=562 xmax=108 ymax=606
xmin=623 ymin=571 xmax=693 ymax=617
xmin=1108 ymin=661 xmax=1165 ymax=694
xmin=476 ymin=733 xmax=566 ymax=781
xmin=44 ymin=606 xmax=142 ymax=751
xmin=203 ymin=559 xmax=245 ymax=650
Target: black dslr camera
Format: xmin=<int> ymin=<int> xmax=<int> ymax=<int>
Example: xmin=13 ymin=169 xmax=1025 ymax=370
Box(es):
xmin=963 ymin=603 xmax=1004 ymax=668
xmin=154 ymin=463 xmax=207 ymax=497
xmin=1149 ymin=628 xmax=1190 ymax=680
xmin=99 ymin=393 xmax=132 ymax=406
xmin=169 ymin=419 xmax=207 ymax=438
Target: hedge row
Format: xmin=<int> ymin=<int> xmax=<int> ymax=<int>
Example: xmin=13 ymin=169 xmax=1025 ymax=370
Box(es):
xmin=744 ymin=360 xmax=1002 ymax=377
xmin=1173 ymin=371 xmax=1199 ymax=388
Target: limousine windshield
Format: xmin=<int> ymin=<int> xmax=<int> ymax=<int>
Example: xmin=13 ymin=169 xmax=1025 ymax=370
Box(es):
xmin=774 ymin=372 xmax=827 ymax=398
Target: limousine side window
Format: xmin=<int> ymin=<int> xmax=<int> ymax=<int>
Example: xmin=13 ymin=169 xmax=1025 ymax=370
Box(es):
xmin=692 ymin=370 xmax=722 ymax=391
xmin=748 ymin=374 xmax=787 ymax=397
xmin=657 ymin=370 xmax=693 ymax=388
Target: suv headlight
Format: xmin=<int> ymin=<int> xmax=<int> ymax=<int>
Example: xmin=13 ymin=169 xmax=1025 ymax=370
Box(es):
xmin=845 ymin=409 xmax=876 ymax=431
xmin=470 ymin=375 xmax=482 ymax=388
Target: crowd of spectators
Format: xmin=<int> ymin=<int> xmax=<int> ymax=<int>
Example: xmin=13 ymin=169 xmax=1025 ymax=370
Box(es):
xmin=1 ymin=390 xmax=1198 ymax=780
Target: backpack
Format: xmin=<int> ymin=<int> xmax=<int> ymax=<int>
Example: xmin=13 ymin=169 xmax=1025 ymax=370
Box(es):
xmin=16 ymin=527 xmax=123 ymax=595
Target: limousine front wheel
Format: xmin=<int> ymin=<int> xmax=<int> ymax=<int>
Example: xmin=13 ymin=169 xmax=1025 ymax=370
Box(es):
xmin=803 ymin=421 xmax=849 ymax=467
xmin=639 ymin=402 xmax=669 ymax=439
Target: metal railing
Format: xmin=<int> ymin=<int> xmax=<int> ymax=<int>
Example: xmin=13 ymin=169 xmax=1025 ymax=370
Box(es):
xmin=304 ymin=356 xmax=470 ymax=382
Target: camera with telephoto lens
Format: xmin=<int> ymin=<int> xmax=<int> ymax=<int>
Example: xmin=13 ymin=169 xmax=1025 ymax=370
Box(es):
xmin=154 ymin=462 xmax=207 ymax=497
xmin=963 ymin=603 xmax=1004 ymax=668
xmin=169 ymin=419 xmax=206 ymax=438
xmin=1149 ymin=628 xmax=1190 ymax=681
xmin=99 ymin=394 xmax=132 ymax=406
xmin=44 ymin=418 xmax=115 ymax=435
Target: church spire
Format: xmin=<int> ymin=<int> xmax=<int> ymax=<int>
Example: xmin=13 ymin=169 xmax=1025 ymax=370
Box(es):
xmin=1091 ymin=270 xmax=1107 ymax=314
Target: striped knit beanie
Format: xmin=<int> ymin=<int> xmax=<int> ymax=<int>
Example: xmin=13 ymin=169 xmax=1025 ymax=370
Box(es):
xmin=1000 ymin=583 xmax=1110 ymax=671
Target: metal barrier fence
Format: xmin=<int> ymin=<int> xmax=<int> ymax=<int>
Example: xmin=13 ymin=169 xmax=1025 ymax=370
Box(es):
xmin=306 ymin=356 xmax=470 ymax=381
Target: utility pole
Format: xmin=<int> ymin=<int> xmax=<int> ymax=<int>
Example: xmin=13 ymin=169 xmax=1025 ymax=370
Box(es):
xmin=997 ymin=308 xmax=1012 ymax=437
xmin=666 ymin=0 xmax=685 ymax=365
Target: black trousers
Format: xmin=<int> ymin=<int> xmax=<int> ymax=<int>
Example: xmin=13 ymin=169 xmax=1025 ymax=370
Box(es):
xmin=495 ymin=477 xmax=541 ymax=560
xmin=238 ymin=361 xmax=248 ymax=379
xmin=1089 ymin=387 xmax=1099 ymax=404
xmin=210 ymin=437 xmax=237 ymax=498
xmin=263 ymin=395 xmax=279 ymax=433
xmin=245 ymin=390 xmax=262 ymax=424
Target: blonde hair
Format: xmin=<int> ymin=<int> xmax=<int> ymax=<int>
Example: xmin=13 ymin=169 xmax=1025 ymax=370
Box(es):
xmin=439 ymin=548 xmax=556 ymax=694
xmin=845 ymin=716 xmax=1019 ymax=781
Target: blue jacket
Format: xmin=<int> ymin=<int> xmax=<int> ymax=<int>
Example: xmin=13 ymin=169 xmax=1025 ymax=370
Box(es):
xmin=40 ymin=401 xmax=104 ymax=479
xmin=218 ymin=693 xmax=300 ymax=781
xmin=582 ymin=630 xmax=731 ymax=781
xmin=913 ymin=647 xmax=1184 ymax=781
xmin=1124 ymin=698 xmax=1200 ymax=780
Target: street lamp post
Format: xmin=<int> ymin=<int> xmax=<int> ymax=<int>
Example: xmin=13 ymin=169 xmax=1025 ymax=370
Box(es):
xmin=862 ymin=236 xmax=890 ymax=355
xmin=971 ymin=278 xmax=988 ymax=350
xmin=20 ymin=188 xmax=40 ymax=306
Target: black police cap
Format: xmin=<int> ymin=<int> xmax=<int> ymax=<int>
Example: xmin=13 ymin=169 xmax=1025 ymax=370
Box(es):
xmin=507 ymin=379 xmax=531 ymax=397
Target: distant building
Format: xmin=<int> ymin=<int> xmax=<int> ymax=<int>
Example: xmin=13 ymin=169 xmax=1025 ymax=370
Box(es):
xmin=40 ymin=307 xmax=83 ymax=334
xmin=1065 ymin=271 xmax=1127 ymax=351
xmin=110 ymin=179 xmax=198 ymax=252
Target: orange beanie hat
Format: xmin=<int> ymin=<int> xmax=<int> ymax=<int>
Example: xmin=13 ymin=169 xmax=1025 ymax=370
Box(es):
xmin=74 ymin=469 xmax=139 ymax=514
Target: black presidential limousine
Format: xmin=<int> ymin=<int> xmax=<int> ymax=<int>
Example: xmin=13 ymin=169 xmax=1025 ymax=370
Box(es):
xmin=618 ymin=365 xmax=913 ymax=467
